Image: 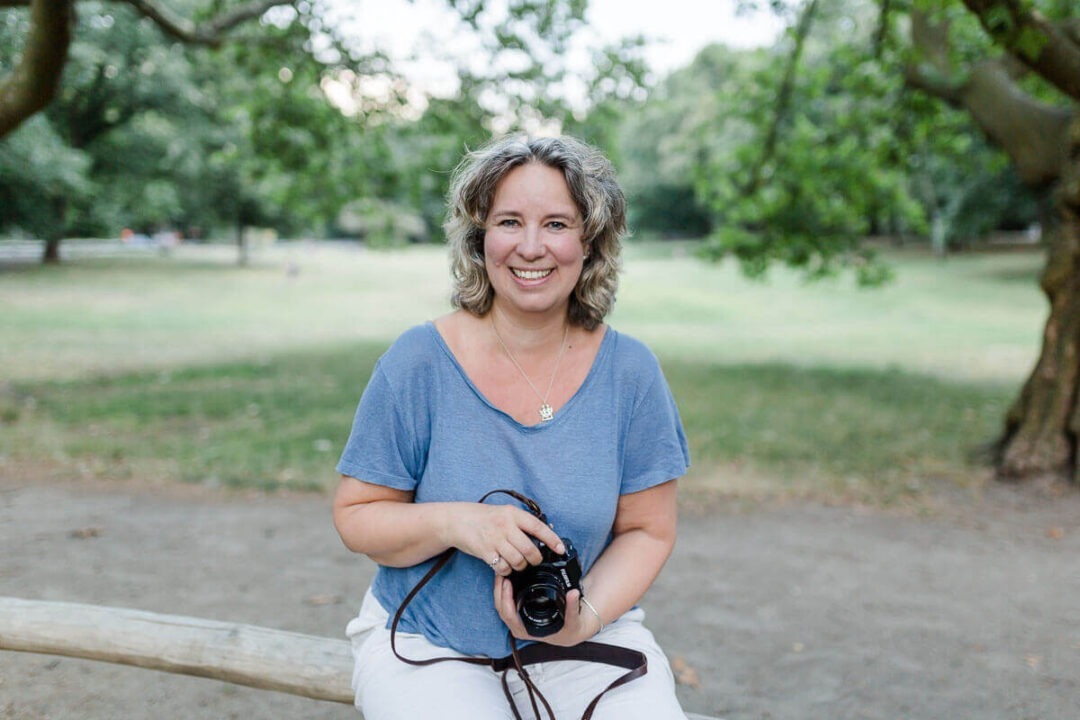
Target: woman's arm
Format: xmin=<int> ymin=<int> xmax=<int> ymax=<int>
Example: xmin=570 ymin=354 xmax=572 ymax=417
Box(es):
xmin=332 ymin=475 xmax=567 ymax=569
xmin=493 ymin=478 xmax=679 ymax=646
xmin=580 ymin=477 xmax=678 ymax=623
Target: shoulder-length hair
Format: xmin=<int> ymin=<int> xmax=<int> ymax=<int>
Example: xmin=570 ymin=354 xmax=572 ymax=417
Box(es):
xmin=444 ymin=135 xmax=626 ymax=330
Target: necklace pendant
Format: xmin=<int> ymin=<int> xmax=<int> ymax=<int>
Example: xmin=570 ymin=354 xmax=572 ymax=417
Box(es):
xmin=539 ymin=403 xmax=554 ymax=422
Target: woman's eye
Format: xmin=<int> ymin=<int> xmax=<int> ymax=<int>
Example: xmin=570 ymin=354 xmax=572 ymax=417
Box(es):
xmin=547 ymin=221 xmax=566 ymax=230
xmin=498 ymin=219 xmax=519 ymax=228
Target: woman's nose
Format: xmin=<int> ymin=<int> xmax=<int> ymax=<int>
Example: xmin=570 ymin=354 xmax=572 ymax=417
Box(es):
xmin=516 ymin=227 xmax=545 ymax=258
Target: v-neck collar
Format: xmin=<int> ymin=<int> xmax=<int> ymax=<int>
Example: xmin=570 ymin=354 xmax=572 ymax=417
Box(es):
xmin=426 ymin=321 xmax=613 ymax=431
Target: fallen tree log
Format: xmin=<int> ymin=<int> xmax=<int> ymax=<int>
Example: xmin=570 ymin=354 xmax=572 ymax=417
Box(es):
xmin=0 ymin=596 xmax=354 ymax=703
xmin=0 ymin=596 xmax=718 ymax=719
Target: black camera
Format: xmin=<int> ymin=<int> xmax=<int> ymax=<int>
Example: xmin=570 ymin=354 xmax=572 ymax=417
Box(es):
xmin=509 ymin=537 xmax=582 ymax=637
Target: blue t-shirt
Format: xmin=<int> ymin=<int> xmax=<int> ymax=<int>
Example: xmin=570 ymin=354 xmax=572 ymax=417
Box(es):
xmin=337 ymin=322 xmax=690 ymax=657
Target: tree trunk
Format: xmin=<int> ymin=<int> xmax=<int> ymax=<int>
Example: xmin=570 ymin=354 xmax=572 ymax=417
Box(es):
xmin=40 ymin=193 xmax=67 ymax=263
xmin=997 ymin=118 xmax=1080 ymax=483
xmin=0 ymin=0 xmax=73 ymax=139
xmin=236 ymin=219 xmax=249 ymax=266
xmin=41 ymin=236 xmax=62 ymax=263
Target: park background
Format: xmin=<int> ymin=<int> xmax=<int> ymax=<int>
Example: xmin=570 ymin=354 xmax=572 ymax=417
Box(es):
xmin=3 ymin=1 xmax=1080 ymax=719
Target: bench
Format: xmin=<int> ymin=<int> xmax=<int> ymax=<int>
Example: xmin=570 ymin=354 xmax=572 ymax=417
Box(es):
xmin=0 ymin=596 xmax=717 ymax=719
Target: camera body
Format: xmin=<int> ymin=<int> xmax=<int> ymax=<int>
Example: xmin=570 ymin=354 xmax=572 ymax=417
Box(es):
xmin=509 ymin=537 xmax=582 ymax=637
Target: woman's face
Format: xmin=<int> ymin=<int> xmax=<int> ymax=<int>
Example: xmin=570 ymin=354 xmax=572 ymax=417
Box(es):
xmin=484 ymin=162 xmax=586 ymax=320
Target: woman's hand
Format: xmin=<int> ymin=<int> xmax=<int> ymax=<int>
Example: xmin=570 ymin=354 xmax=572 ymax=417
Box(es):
xmin=493 ymin=577 xmax=601 ymax=647
xmin=334 ymin=478 xmax=565 ymax=569
xmin=441 ymin=502 xmax=566 ymax=576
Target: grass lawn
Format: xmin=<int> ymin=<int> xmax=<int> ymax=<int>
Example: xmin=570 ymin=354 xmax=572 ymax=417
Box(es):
xmin=0 ymin=240 xmax=1045 ymax=504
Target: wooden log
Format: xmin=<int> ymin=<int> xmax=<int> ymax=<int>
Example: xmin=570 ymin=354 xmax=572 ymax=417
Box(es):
xmin=0 ymin=596 xmax=718 ymax=718
xmin=0 ymin=596 xmax=354 ymax=704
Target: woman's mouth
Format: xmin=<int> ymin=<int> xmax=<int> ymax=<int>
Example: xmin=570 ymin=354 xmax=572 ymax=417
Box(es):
xmin=511 ymin=268 xmax=553 ymax=280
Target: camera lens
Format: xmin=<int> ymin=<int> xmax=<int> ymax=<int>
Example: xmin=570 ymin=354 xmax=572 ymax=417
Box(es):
xmin=519 ymin=583 xmax=565 ymax=631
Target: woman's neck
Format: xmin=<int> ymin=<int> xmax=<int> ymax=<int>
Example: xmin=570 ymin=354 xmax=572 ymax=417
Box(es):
xmin=488 ymin=304 xmax=570 ymax=355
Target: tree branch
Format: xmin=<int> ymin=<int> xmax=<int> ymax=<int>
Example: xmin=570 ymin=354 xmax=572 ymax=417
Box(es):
xmin=739 ymin=0 xmax=820 ymax=197
xmin=1062 ymin=19 xmax=1080 ymax=46
xmin=872 ymin=0 xmax=892 ymax=59
xmin=0 ymin=0 xmax=298 ymax=138
xmin=0 ymin=0 xmax=73 ymax=137
xmin=0 ymin=0 xmax=297 ymax=45
xmin=963 ymin=60 xmax=1073 ymax=187
xmin=905 ymin=6 xmax=967 ymax=105
xmin=905 ymin=4 xmax=1072 ymax=188
xmin=123 ymin=0 xmax=296 ymax=48
xmin=962 ymin=0 xmax=1080 ymax=101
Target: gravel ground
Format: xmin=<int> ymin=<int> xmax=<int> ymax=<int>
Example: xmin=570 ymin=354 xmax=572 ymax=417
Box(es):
xmin=2 ymin=476 xmax=1079 ymax=720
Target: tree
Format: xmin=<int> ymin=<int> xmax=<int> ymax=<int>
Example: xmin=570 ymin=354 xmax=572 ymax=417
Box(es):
xmin=1 ymin=0 xmax=599 ymax=261
xmin=0 ymin=0 xmax=301 ymax=261
xmin=0 ymin=0 xmax=598 ymax=138
xmin=691 ymin=0 xmax=1080 ymax=484
xmin=0 ymin=0 xmax=290 ymax=138
xmin=609 ymin=44 xmax=766 ymax=239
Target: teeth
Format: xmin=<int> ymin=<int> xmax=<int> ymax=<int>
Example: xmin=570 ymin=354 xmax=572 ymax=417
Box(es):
xmin=513 ymin=268 xmax=552 ymax=280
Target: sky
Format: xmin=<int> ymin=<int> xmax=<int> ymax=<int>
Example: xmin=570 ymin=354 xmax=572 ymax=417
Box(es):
xmin=341 ymin=0 xmax=785 ymax=97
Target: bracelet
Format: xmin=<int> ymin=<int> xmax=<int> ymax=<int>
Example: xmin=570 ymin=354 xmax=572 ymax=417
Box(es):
xmin=579 ymin=596 xmax=606 ymax=633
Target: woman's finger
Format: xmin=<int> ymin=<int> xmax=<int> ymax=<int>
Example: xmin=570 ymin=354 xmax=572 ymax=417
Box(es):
xmin=486 ymin=553 xmax=507 ymax=575
xmin=520 ymin=516 xmax=566 ymax=558
xmin=507 ymin=533 xmax=545 ymax=567
xmin=494 ymin=577 xmax=523 ymax=633
xmin=493 ymin=576 xmax=508 ymax=616
xmin=498 ymin=542 xmax=530 ymax=571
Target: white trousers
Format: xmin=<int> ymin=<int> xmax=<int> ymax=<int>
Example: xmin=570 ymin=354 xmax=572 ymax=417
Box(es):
xmin=346 ymin=588 xmax=687 ymax=720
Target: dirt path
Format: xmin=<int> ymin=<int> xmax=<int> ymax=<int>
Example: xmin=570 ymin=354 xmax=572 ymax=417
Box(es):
xmin=2 ymin=477 xmax=1079 ymax=720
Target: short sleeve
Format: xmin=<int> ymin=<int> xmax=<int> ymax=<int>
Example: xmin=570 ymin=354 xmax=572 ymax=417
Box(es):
xmin=620 ymin=367 xmax=690 ymax=495
xmin=336 ymin=362 xmax=425 ymax=491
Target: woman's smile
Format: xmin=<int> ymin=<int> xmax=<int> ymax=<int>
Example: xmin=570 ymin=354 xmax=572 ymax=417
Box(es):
xmin=511 ymin=267 xmax=554 ymax=281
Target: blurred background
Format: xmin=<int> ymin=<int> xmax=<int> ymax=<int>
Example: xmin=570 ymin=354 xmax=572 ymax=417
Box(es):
xmin=2 ymin=0 xmax=1079 ymax=503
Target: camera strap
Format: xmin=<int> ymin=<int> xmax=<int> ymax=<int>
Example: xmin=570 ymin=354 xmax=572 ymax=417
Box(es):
xmin=387 ymin=489 xmax=648 ymax=720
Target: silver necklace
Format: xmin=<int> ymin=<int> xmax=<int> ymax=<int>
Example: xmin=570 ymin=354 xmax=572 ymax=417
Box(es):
xmin=491 ymin=318 xmax=570 ymax=423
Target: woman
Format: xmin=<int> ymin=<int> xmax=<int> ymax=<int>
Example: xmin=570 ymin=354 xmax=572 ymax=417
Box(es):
xmin=333 ymin=135 xmax=690 ymax=719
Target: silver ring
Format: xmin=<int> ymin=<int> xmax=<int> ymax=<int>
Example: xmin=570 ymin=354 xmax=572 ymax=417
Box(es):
xmin=489 ymin=555 xmax=502 ymax=569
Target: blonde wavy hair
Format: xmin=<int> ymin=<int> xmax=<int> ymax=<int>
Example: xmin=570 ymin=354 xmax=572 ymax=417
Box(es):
xmin=444 ymin=135 xmax=626 ymax=330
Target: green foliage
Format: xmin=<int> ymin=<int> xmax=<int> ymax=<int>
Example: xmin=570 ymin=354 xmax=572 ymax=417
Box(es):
xmin=562 ymin=34 xmax=651 ymax=164
xmin=467 ymin=0 xmax=589 ymax=124
xmin=334 ymin=197 xmax=427 ymax=246
xmin=628 ymin=184 xmax=711 ymax=238
xmin=1014 ymin=25 xmax=1050 ymax=61
xmin=642 ymin=0 xmax=1047 ymax=284
xmin=5 ymin=0 xmax=1060 ymax=270
xmin=0 ymin=117 xmax=90 ymax=239
xmin=976 ymin=1 xmax=1050 ymax=61
xmin=1 ymin=4 xmax=231 ymax=238
xmin=609 ymin=44 xmax=756 ymax=238
xmin=374 ymin=89 xmax=492 ymax=240
xmin=688 ymin=29 xmax=915 ymax=283
xmin=1 ymin=0 xmax=616 ymax=249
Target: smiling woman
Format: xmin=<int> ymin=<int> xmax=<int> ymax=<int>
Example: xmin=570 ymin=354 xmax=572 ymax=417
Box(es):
xmin=331 ymin=135 xmax=691 ymax=719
